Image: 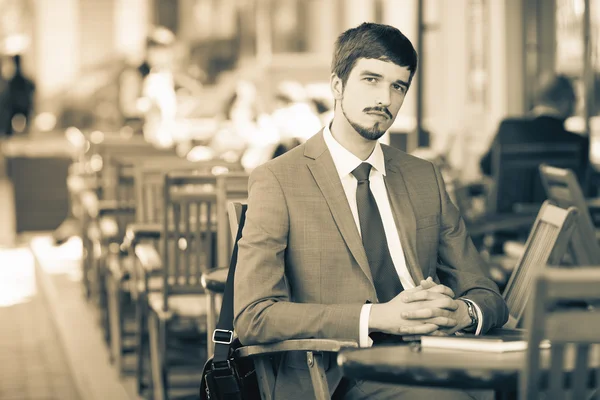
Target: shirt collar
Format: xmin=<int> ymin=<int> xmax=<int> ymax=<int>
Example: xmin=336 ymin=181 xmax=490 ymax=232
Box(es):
xmin=322 ymin=119 xmax=386 ymax=179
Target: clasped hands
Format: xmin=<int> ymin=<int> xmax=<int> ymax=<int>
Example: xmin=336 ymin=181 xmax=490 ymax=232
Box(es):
xmin=369 ymin=277 xmax=472 ymax=339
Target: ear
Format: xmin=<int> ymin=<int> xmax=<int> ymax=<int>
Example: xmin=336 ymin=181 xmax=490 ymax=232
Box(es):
xmin=330 ymin=73 xmax=343 ymax=100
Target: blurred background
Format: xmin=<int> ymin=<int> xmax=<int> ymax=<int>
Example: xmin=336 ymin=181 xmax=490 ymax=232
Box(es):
xmin=2 ymin=0 xmax=597 ymax=169
xmin=0 ymin=1 xmax=600 ymax=399
xmin=0 ymin=0 xmax=599 ymax=171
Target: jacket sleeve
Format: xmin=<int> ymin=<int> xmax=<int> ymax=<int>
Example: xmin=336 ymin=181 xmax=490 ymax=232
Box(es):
xmin=432 ymin=165 xmax=509 ymax=333
xmin=233 ymin=164 xmax=362 ymax=345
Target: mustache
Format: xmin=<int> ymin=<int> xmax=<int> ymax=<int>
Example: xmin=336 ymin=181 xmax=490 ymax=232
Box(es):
xmin=363 ymin=106 xmax=392 ymax=119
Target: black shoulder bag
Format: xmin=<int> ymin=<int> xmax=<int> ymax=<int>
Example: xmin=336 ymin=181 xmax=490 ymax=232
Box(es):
xmin=200 ymin=204 xmax=261 ymax=400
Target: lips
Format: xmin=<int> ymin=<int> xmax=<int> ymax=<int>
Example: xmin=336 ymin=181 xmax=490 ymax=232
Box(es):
xmin=366 ymin=111 xmax=390 ymax=119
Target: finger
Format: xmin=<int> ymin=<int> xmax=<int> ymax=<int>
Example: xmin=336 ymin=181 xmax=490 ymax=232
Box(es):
xmin=433 ymin=297 xmax=459 ymax=311
xmin=429 ymin=330 xmax=449 ymax=337
xmin=439 ymin=326 xmax=459 ymax=335
xmin=402 ymin=308 xmax=452 ymax=320
xmin=402 ymin=290 xmax=449 ymax=303
xmin=397 ymin=323 xmax=439 ymax=335
xmin=426 ymin=284 xmax=455 ymax=298
xmin=419 ymin=278 xmax=437 ymax=290
xmin=406 ymin=317 xmax=456 ymax=328
xmin=423 ymin=317 xmax=457 ymax=327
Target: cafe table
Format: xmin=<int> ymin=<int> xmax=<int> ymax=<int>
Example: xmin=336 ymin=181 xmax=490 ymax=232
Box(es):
xmin=338 ymin=342 xmax=600 ymax=400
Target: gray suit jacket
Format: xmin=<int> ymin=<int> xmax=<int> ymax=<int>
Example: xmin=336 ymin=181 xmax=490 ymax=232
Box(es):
xmin=234 ymin=131 xmax=509 ymax=399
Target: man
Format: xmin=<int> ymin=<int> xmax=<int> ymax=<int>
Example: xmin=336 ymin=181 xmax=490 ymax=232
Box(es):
xmin=234 ymin=23 xmax=508 ymax=399
xmin=5 ymin=55 xmax=35 ymax=135
xmin=480 ymin=74 xmax=589 ymax=185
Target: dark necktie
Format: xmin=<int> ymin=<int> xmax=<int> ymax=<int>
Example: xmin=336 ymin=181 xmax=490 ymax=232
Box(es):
xmin=352 ymin=163 xmax=404 ymax=303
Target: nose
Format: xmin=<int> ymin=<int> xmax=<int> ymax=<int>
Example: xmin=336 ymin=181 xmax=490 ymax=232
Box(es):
xmin=376 ymin=88 xmax=392 ymax=107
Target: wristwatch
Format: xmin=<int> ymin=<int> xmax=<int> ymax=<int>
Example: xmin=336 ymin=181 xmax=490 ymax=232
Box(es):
xmin=461 ymin=299 xmax=478 ymax=331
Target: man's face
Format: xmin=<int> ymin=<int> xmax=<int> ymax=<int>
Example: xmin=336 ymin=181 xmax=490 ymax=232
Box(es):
xmin=336 ymin=58 xmax=411 ymax=141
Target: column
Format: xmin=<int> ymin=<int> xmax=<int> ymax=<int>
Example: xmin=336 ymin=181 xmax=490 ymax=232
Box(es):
xmin=32 ymin=0 xmax=80 ymax=109
xmin=79 ymin=0 xmax=117 ymax=69
xmin=114 ymin=0 xmax=149 ymax=63
xmin=305 ymin=0 xmax=337 ymax=55
xmin=382 ymin=0 xmax=418 ymax=144
xmin=343 ymin=0 xmax=375 ymax=30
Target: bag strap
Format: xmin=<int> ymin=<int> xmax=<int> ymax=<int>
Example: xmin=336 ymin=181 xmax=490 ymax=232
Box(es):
xmin=212 ymin=204 xmax=247 ymax=365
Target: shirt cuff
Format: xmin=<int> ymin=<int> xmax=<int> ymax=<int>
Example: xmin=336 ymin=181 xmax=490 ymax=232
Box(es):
xmin=359 ymin=304 xmax=373 ymax=348
xmin=460 ymin=297 xmax=483 ymax=335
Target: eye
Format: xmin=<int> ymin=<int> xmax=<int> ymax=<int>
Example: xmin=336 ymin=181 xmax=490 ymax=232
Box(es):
xmin=393 ymin=83 xmax=406 ymax=93
xmin=364 ymin=77 xmax=378 ymax=83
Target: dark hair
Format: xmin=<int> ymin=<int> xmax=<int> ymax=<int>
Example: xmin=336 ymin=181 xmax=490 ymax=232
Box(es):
xmin=332 ymin=22 xmax=418 ymax=86
xmin=536 ymin=74 xmax=576 ymax=107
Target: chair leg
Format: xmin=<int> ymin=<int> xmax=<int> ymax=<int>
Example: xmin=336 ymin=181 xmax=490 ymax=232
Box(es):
xmin=206 ymin=293 xmax=216 ymax=359
xmin=107 ymin=273 xmax=123 ymax=375
xmin=306 ymin=352 xmax=330 ymax=400
xmin=136 ymin=293 xmax=149 ymax=395
xmin=82 ymin=235 xmax=92 ymax=300
xmin=98 ymin=252 xmax=111 ymax=348
xmin=81 ymin=215 xmax=92 ymax=301
xmin=254 ymin=357 xmax=275 ymax=400
xmin=148 ymin=311 xmax=168 ymax=400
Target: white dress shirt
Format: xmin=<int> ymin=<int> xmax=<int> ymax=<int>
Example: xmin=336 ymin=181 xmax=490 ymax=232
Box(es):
xmin=322 ymin=123 xmax=482 ymax=347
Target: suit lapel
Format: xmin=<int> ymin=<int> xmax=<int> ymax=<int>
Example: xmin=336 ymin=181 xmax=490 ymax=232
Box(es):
xmin=382 ymin=148 xmax=425 ymax=283
xmin=305 ymin=133 xmax=374 ymax=286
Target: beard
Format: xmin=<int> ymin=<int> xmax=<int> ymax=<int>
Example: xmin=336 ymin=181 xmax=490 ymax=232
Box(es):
xmin=341 ymin=101 xmax=388 ymax=141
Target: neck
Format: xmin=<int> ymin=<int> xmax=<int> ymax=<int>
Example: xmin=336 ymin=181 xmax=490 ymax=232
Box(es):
xmin=330 ymin=111 xmax=377 ymax=161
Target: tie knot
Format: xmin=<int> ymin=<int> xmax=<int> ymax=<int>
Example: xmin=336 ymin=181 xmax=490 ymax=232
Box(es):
xmin=352 ymin=163 xmax=372 ymax=182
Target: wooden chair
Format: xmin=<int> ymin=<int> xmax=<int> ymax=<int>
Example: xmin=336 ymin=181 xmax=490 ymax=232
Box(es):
xmin=84 ymin=153 xmax=139 ymax=349
xmin=79 ymin=136 xmax=170 ymax=301
xmin=114 ymin=159 xmax=240 ymax=393
xmin=502 ymin=201 xmax=578 ymax=329
xmin=103 ymin=158 xmax=241 ymax=383
xmin=521 ymin=268 xmax=600 ymax=400
xmin=224 ymin=201 xmax=358 ymax=400
xmin=539 ymin=164 xmax=600 ymax=265
xmin=146 ymin=171 xmax=248 ymax=400
xmin=133 ymin=165 xmax=243 ymax=394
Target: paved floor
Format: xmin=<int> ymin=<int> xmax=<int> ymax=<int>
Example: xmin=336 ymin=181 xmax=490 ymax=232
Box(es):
xmin=30 ymin=235 xmax=135 ymax=400
xmin=0 ymin=247 xmax=80 ymax=400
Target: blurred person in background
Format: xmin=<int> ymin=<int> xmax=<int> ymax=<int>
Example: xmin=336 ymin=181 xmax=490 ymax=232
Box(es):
xmin=118 ymin=54 xmax=151 ymax=132
xmin=138 ymin=27 xmax=178 ymax=147
xmin=3 ymin=54 xmax=35 ymax=135
xmin=480 ymin=74 xmax=588 ymax=180
xmin=0 ymin=57 xmax=10 ymax=136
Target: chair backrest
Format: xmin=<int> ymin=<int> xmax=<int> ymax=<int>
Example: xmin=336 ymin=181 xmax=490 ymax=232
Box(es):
xmin=134 ymin=158 xmax=242 ymax=224
xmin=490 ymin=142 xmax=583 ymax=214
xmin=228 ymin=202 xmax=246 ymax=243
xmin=502 ymin=201 xmax=578 ymax=328
xmin=539 ymin=164 xmax=600 ymax=265
xmin=88 ymin=136 xmax=174 ymax=199
xmin=521 ymin=268 xmax=600 ymax=400
xmin=216 ymin=174 xmax=250 ymax=268
xmin=161 ymin=172 xmax=248 ymax=308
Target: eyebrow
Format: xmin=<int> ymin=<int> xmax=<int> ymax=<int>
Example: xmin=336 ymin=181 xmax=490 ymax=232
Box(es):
xmin=360 ymin=71 xmax=409 ymax=88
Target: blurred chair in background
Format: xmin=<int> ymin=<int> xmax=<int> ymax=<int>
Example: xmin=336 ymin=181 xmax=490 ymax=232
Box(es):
xmin=521 ymin=268 xmax=600 ymax=400
xmin=539 ymin=164 xmax=600 ymax=265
